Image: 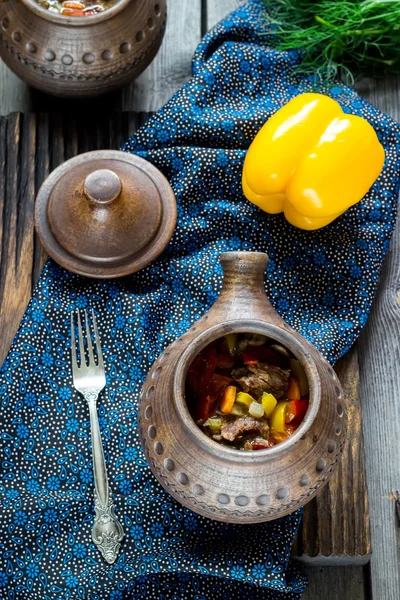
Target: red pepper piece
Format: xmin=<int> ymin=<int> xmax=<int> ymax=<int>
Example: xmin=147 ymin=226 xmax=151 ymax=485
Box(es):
xmin=194 ymin=375 xmax=232 ymax=421
xmin=215 ymin=353 xmax=235 ymax=370
xmin=209 ymin=373 xmax=232 ymax=398
xmin=250 ymin=441 xmax=270 ymax=450
xmin=285 ymin=399 xmax=309 ymax=424
xmin=196 ymin=393 xmax=215 ymax=421
xmin=186 ymin=346 xmax=217 ymax=393
xmin=242 ymin=345 xmax=282 ymax=366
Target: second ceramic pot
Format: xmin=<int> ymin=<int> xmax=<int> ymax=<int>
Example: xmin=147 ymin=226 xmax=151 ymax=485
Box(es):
xmin=138 ymin=252 xmax=348 ymax=523
xmin=0 ymin=0 xmax=166 ymax=97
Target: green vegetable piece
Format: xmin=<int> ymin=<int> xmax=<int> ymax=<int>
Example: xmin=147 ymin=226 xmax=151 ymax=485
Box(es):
xmin=290 ymin=359 xmax=309 ymax=396
xmin=230 ymin=403 xmax=247 ymax=417
xmin=205 ymin=417 xmax=222 ymax=433
xmin=271 ymin=344 xmax=290 ymax=358
xmin=225 ymin=333 xmax=237 ymax=356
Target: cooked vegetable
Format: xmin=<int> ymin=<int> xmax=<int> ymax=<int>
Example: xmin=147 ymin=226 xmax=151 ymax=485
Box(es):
xmin=230 ymin=403 xmax=247 ymax=417
xmin=216 ymin=354 xmax=235 ymax=370
xmin=271 ymin=344 xmax=291 ymax=358
xmin=249 ymin=401 xmax=265 ymax=419
xmin=243 ymin=345 xmax=282 ymax=366
xmin=206 ymin=417 xmax=223 ymax=433
xmin=196 ymin=393 xmax=215 ymax=422
xmin=186 ymin=333 xmax=309 ymax=451
xmin=261 ymin=392 xmax=277 ymax=417
xmin=287 ymin=377 xmax=301 ymax=400
xmin=220 ymin=386 xmax=237 ymax=414
xmin=225 ymin=334 xmax=237 ymax=356
xmin=290 ymin=359 xmax=309 ymax=396
xmin=235 ymin=391 xmax=254 ymax=408
xmin=244 ymin=437 xmax=271 ymax=451
xmin=36 ymin=0 xmax=119 ymax=15
xmin=269 ymin=401 xmax=287 ymax=433
xmin=242 ymin=93 xmax=385 ymax=230
xmin=285 ymin=399 xmax=309 ymax=424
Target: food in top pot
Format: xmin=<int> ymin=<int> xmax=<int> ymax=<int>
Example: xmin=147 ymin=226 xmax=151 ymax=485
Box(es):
xmin=185 ymin=333 xmax=310 ymax=451
xmin=36 ymin=0 xmax=119 ymax=16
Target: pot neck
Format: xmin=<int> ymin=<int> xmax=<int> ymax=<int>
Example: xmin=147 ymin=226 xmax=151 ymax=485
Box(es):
xmin=215 ymin=252 xmax=275 ymax=320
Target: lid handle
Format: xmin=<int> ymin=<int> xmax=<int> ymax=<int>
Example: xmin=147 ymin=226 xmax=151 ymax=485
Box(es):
xmin=84 ymin=169 xmax=122 ymax=206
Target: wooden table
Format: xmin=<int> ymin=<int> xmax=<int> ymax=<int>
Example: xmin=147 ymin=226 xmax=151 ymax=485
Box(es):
xmin=1 ymin=1 xmax=399 ymax=599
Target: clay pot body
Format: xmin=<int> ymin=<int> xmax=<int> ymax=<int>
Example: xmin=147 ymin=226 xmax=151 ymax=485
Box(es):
xmin=139 ymin=252 xmax=347 ymax=523
xmin=0 ymin=0 xmax=166 ymax=97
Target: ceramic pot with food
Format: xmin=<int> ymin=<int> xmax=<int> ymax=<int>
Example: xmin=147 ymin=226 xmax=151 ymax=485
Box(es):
xmin=138 ymin=251 xmax=347 ymax=523
xmin=0 ymin=0 xmax=166 ymax=97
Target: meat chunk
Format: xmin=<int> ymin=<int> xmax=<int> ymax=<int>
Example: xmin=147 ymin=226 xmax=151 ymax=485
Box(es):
xmin=243 ymin=436 xmax=271 ymax=451
xmin=221 ymin=416 xmax=269 ymax=442
xmin=233 ymin=363 xmax=290 ymax=398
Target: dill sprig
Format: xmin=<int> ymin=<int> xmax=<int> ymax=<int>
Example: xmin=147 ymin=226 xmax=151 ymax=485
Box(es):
xmin=263 ymin=0 xmax=400 ymax=84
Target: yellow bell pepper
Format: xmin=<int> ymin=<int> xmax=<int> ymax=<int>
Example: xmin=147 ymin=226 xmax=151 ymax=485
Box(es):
xmin=269 ymin=401 xmax=287 ymax=434
xmin=242 ymin=93 xmax=385 ymax=230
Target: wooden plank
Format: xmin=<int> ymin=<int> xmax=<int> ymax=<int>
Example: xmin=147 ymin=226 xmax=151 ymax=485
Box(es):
xmin=302 ymin=566 xmax=367 ymax=600
xmin=206 ymin=0 xmax=241 ymax=30
xmin=354 ymin=75 xmax=400 ymax=600
xmin=0 ymin=62 xmax=31 ymax=116
xmin=120 ymin=0 xmax=202 ymax=112
xmin=295 ymin=346 xmax=371 ymax=565
xmin=0 ymin=113 xmax=36 ymax=365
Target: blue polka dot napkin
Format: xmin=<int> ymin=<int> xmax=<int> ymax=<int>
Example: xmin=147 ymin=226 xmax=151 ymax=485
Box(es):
xmin=1 ymin=0 xmax=399 ymax=598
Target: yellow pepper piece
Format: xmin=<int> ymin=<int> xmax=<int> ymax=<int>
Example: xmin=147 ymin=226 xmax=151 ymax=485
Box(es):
xmin=242 ymin=93 xmax=385 ymax=230
xmin=261 ymin=392 xmax=277 ymax=418
xmin=269 ymin=401 xmax=287 ymax=434
xmin=235 ymin=391 xmax=254 ymax=408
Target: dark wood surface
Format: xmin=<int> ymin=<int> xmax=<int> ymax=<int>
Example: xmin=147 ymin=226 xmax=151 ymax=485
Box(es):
xmin=0 ymin=110 xmax=370 ymax=567
xmin=296 ymin=346 xmax=371 ymax=566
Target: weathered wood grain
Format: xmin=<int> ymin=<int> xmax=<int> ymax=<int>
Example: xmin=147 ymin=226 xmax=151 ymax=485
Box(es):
xmin=206 ymin=0 xmax=242 ymax=29
xmin=354 ymin=76 xmax=400 ymax=600
xmin=0 ymin=113 xmax=36 ymax=361
xmin=303 ymin=567 xmax=367 ymax=600
xmin=295 ymin=345 xmax=371 ymax=565
xmin=120 ymin=0 xmax=202 ymax=112
xmin=0 ymin=63 xmax=31 ymax=117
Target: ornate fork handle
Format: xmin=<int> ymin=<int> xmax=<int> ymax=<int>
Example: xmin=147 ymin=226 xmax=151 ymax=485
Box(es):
xmin=85 ymin=390 xmax=124 ymax=564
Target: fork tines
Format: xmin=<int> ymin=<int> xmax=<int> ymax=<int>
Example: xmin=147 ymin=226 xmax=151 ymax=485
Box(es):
xmin=71 ymin=309 xmax=104 ymax=370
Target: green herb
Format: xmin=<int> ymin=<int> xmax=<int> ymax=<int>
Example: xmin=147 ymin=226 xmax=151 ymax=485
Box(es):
xmin=263 ymin=0 xmax=400 ymax=83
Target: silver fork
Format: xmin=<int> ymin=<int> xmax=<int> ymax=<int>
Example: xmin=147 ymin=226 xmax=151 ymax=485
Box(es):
xmin=71 ymin=309 xmax=124 ymax=564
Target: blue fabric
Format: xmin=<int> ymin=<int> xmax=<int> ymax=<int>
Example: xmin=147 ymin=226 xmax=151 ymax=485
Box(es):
xmin=0 ymin=0 xmax=399 ymax=598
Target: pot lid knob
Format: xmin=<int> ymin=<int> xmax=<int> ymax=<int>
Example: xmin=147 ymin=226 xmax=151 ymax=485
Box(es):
xmin=34 ymin=150 xmax=177 ymax=279
xmin=83 ymin=169 xmax=122 ymax=205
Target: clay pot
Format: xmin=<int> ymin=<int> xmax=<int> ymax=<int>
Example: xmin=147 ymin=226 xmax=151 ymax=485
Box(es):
xmin=139 ymin=252 xmax=347 ymax=523
xmin=0 ymin=0 xmax=166 ymax=97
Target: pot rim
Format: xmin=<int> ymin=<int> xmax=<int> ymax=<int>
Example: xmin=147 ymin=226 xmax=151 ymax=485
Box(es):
xmin=21 ymin=0 xmax=129 ymax=25
xmin=173 ymin=320 xmax=321 ymax=462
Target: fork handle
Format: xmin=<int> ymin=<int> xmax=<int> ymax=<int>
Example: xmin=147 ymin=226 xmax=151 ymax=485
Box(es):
xmin=86 ymin=391 xmax=124 ymax=564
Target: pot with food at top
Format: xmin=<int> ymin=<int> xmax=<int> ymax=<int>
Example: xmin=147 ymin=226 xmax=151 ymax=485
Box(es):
xmin=138 ymin=252 xmax=347 ymax=523
xmin=0 ymin=0 xmax=166 ymax=97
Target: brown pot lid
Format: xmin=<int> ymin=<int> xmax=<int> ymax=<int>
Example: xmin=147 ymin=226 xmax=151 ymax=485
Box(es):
xmin=35 ymin=150 xmax=177 ymax=278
